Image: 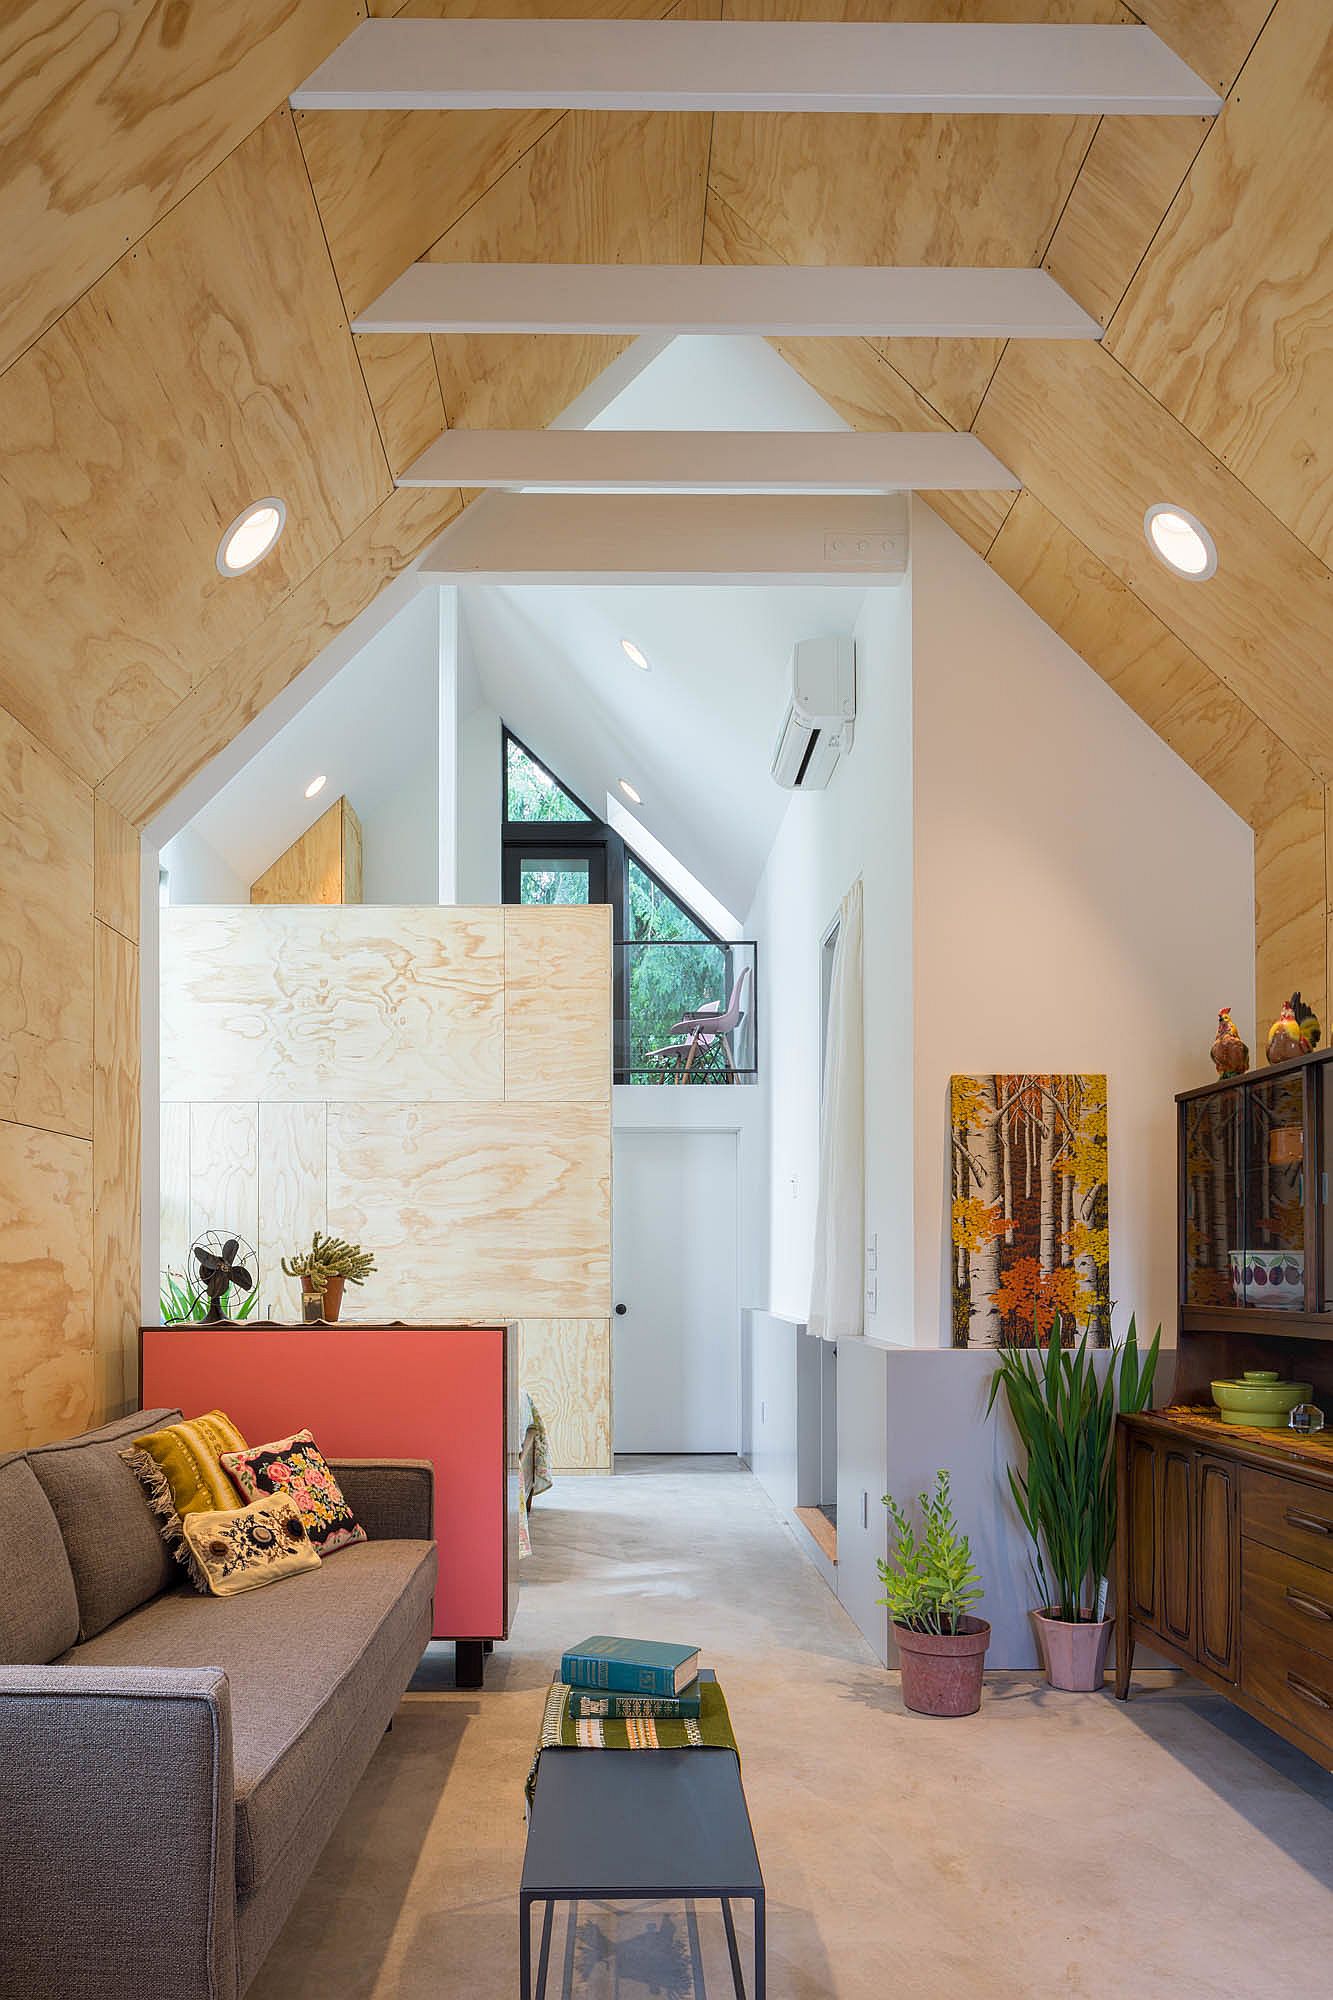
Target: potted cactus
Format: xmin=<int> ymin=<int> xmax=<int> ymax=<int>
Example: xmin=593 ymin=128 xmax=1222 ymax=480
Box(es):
xmin=281 ymin=1232 xmax=377 ymax=1323
xmin=877 ymin=1471 xmax=990 ymax=1716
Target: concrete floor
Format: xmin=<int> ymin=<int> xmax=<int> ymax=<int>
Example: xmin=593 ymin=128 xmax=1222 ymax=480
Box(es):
xmin=262 ymin=1457 xmax=1333 ymax=1998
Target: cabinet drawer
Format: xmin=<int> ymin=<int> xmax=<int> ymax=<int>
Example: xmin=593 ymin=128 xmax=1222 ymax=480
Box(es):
xmin=1242 ymin=1540 xmax=1333 ymax=1664
xmin=1240 ymin=1467 xmax=1333 ymax=1573
xmin=1242 ymin=1629 xmax=1333 ymax=1761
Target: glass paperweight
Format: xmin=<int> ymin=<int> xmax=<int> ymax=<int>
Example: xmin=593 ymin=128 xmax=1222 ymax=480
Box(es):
xmin=1288 ymin=1403 xmax=1326 ymax=1435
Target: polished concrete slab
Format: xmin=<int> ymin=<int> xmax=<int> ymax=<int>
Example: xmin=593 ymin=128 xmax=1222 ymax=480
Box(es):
xmin=261 ymin=1458 xmax=1333 ymax=1998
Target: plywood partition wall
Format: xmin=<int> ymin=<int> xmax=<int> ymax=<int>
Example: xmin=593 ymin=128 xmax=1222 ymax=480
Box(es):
xmin=159 ymin=902 xmax=612 ymax=1471
xmin=250 ymin=794 xmax=363 ymax=904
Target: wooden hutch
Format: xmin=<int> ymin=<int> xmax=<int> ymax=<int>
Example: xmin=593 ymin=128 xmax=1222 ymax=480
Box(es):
xmin=1115 ymin=1046 xmax=1333 ymax=1769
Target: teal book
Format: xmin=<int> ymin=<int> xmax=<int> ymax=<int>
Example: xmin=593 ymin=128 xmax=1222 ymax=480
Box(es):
xmin=560 ymin=1634 xmax=700 ymax=1697
xmin=567 ymin=1683 xmax=702 ymax=1721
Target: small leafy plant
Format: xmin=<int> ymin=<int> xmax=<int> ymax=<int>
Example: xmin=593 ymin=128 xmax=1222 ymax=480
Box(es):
xmin=986 ymin=1312 xmax=1160 ymax=1623
xmin=281 ymin=1231 xmax=377 ymax=1290
xmin=877 ymin=1470 xmax=983 ymax=1636
xmin=160 ymin=1269 xmax=257 ymax=1324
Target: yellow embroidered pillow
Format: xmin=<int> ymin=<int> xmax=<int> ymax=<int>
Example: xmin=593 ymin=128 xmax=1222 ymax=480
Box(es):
xmin=183 ymin=1493 xmax=320 ymax=1597
xmin=121 ymin=1410 xmax=248 ymax=1580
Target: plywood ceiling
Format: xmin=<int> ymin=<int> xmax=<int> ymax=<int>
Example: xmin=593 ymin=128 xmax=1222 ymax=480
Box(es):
xmin=1 ymin=0 xmax=1329 ymax=1025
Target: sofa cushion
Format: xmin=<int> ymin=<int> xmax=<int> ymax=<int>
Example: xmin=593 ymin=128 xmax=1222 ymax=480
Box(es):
xmin=64 ymin=1537 xmax=436 ymax=1891
xmin=0 ymin=1451 xmax=80 ymax=1662
xmin=28 ymin=1407 xmax=181 ymax=1640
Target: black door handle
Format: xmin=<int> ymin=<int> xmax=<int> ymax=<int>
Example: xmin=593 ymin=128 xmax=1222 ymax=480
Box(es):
xmin=615 ymin=1303 xmax=628 ymax=1316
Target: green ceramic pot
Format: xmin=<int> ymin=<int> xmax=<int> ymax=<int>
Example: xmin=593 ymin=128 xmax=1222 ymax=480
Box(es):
xmin=1211 ymin=1370 xmax=1313 ymax=1428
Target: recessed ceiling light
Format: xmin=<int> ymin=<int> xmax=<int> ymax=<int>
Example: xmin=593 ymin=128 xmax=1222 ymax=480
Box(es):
xmin=304 ymin=774 xmax=327 ymax=800
xmin=618 ymin=779 xmax=642 ymax=804
xmin=620 ymin=638 xmax=650 ymax=671
xmin=217 ymin=497 xmax=287 ymax=577
xmin=1143 ymin=503 xmax=1216 ymax=580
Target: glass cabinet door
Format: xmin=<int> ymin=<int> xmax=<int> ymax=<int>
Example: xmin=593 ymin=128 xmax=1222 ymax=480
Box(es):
xmin=1182 ymin=1089 xmax=1244 ymax=1308
xmin=1241 ymin=1071 xmax=1308 ymax=1310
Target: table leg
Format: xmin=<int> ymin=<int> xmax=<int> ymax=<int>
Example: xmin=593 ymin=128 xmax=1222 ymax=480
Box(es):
xmin=519 ymin=1894 xmax=532 ymax=2000
xmin=722 ymin=1898 xmax=747 ymax=1999
xmin=535 ymin=1899 xmax=554 ymax=2000
xmin=755 ymin=1891 xmax=766 ymax=2000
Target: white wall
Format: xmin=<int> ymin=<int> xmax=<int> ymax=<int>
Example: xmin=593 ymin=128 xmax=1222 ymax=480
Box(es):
xmin=160 ymin=825 xmax=247 ymax=904
xmin=745 ymin=583 xmax=915 ymax=1336
xmin=910 ymin=501 xmax=1255 ymax=1350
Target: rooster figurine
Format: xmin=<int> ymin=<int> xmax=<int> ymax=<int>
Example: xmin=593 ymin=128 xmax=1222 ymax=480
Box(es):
xmin=1290 ymin=990 xmax=1321 ymax=1053
xmin=1266 ymin=1000 xmax=1306 ymax=1065
xmin=1211 ymin=1008 xmax=1250 ymax=1077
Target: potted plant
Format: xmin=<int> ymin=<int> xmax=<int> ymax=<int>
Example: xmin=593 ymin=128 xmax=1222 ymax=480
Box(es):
xmin=281 ymin=1232 xmax=377 ymax=1323
xmin=877 ymin=1470 xmax=990 ymax=1716
xmin=987 ymin=1315 xmax=1160 ymax=1691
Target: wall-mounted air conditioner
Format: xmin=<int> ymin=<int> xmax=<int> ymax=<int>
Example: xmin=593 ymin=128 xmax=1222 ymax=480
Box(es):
xmin=771 ymin=636 xmax=856 ymax=790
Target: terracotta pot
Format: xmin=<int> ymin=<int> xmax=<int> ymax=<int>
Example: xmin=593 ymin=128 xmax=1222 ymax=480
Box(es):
xmin=1034 ymin=1611 xmax=1114 ymax=1691
xmin=321 ymin=1274 xmax=346 ymax=1322
xmin=894 ymin=1616 xmax=991 ymax=1717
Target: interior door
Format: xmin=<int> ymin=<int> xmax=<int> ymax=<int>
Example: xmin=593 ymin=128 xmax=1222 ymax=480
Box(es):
xmin=612 ymin=1128 xmax=740 ymax=1453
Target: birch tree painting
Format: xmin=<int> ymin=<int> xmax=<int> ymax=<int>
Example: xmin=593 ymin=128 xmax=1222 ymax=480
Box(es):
xmin=951 ymin=1075 xmax=1110 ymax=1349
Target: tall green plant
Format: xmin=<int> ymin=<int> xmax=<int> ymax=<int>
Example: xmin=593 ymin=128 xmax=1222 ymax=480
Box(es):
xmin=877 ymin=1470 xmax=984 ymax=1636
xmin=986 ymin=1314 xmax=1160 ymax=1622
xmin=159 ymin=1270 xmax=257 ymax=1324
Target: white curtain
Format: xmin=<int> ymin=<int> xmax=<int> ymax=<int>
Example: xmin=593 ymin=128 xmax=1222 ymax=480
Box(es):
xmin=808 ymin=878 xmax=864 ymax=1343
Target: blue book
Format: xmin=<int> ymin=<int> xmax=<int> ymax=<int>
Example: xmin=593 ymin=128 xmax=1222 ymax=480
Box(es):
xmin=560 ymin=1634 xmax=700 ymax=1697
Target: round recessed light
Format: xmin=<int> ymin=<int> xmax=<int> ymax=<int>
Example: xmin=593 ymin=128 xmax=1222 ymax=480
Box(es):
xmin=618 ymin=779 xmax=642 ymax=805
xmin=620 ymin=638 xmax=650 ymax=671
xmin=217 ymin=497 xmax=287 ymax=577
xmin=1143 ymin=503 xmax=1216 ymax=580
xmin=304 ymin=774 xmax=327 ymax=800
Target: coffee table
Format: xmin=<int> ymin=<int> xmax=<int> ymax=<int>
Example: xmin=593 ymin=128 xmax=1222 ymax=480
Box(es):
xmin=520 ymin=1745 xmax=765 ymax=1999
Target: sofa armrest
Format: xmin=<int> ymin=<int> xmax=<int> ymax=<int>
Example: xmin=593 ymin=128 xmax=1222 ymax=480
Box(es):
xmin=329 ymin=1458 xmax=435 ymax=1541
xmin=0 ymin=1664 xmax=237 ymax=2000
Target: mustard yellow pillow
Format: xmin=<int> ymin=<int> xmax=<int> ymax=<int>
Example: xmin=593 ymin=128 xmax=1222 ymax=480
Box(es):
xmin=183 ymin=1493 xmax=320 ymax=1597
xmin=121 ymin=1410 xmax=248 ymax=1580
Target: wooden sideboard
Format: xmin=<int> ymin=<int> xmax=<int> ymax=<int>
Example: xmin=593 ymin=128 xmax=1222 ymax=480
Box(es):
xmin=1117 ymin=1056 xmax=1333 ymax=1766
xmin=140 ymin=1321 xmax=519 ymax=1687
xmin=1115 ymin=1409 xmax=1333 ymax=1767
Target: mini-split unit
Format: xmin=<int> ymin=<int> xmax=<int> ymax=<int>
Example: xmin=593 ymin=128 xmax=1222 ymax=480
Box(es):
xmin=771 ymin=636 xmax=857 ymax=790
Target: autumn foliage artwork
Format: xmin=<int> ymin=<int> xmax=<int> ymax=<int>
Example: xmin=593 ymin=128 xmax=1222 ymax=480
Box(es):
xmin=951 ymin=1075 xmax=1110 ymax=1349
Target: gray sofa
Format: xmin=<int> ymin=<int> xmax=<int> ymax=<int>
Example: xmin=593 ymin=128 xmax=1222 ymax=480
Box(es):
xmin=0 ymin=1407 xmax=436 ymax=2000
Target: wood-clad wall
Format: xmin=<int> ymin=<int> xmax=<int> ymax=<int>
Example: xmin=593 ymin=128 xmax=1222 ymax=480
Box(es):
xmin=250 ymin=795 xmax=364 ymax=905
xmin=160 ymin=903 xmax=613 ymax=1470
xmin=2 ymin=2 xmax=1330 ymax=1443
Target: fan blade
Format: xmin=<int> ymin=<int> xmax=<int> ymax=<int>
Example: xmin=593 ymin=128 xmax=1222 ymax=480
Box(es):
xmin=220 ymin=1238 xmax=240 ymax=1263
xmin=230 ymin=1266 xmax=253 ymax=1292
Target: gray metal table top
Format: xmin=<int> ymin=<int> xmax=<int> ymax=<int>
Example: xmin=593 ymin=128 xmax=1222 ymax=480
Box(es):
xmin=522 ymin=1748 xmax=763 ymax=1901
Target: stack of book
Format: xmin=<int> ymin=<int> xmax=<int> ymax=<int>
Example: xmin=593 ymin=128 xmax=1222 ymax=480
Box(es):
xmin=560 ymin=1633 xmax=703 ymax=1718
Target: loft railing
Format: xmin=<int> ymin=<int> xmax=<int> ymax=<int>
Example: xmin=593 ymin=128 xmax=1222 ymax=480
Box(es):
xmin=613 ymin=939 xmax=757 ymax=1085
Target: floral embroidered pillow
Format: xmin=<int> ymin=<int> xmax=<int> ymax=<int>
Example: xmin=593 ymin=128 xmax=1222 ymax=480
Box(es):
xmin=184 ymin=1493 xmax=321 ymax=1597
xmin=221 ymin=1430 xmax=366 ymax=1555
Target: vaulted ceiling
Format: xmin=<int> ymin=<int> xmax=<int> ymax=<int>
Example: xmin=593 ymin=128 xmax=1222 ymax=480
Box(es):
xmin=2 ymin=0 xmax=1329 ymax=1028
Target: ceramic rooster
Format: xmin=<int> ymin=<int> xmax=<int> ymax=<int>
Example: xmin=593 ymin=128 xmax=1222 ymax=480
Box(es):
xmin=1266 ymin=1001 xmax=1305 ymax=1065
xmin=1211 ymin=1008 xmax=1250 ymax=1077
xmin=1290 ymin=990 xmax=1322 ymax=1052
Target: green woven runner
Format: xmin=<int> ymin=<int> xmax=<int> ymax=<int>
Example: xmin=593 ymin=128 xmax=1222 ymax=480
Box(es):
xmin=525 ymin=1675 xmax=738 ymax=1809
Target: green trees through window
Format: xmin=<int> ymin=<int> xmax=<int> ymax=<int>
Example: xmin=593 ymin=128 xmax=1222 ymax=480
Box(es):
xmin=505 ymin=737 xmax=591 ymax=822
xmin=625 ymin=859 xmax=730 ymax=1079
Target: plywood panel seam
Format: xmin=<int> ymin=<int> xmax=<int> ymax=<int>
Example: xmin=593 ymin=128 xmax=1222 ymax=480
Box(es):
xmin=291 ymin=109 xmax=395 ymax=489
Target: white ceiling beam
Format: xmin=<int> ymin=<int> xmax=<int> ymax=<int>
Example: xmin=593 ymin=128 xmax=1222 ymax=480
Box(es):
xmin=291 ymin=21 xmax=1222 ymax=116
xmin=398 ymin=429 xmax=1018 ymax=494
xmin=418 ymin=493 xmax=909 ymax=585
xmin=354 ymin=264 xmax=1103 ymax=341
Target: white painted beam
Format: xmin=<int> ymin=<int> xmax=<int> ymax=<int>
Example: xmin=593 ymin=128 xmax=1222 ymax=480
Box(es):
xmin=418 ymin=493 xmax=909 ymax=585
xmin=291 ymin=21 xmax=1222 ymax=116
xmin=355 ymin=264 xmax=1103 ymax=341
xmin=398 ymin=428 xmax=1018 ymax=494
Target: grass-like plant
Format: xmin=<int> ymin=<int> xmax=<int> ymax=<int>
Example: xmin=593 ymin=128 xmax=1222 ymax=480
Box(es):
xmin=160 ymin=1269 xmax=257 ymax=1324
xmin=281 ymin=1231 xmax=377 ymax=1290
xmin=986 ymin=1313 xmax=1160 ymax=1623
xmin=877 ymin=1470 xmax=984 ymax=1636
